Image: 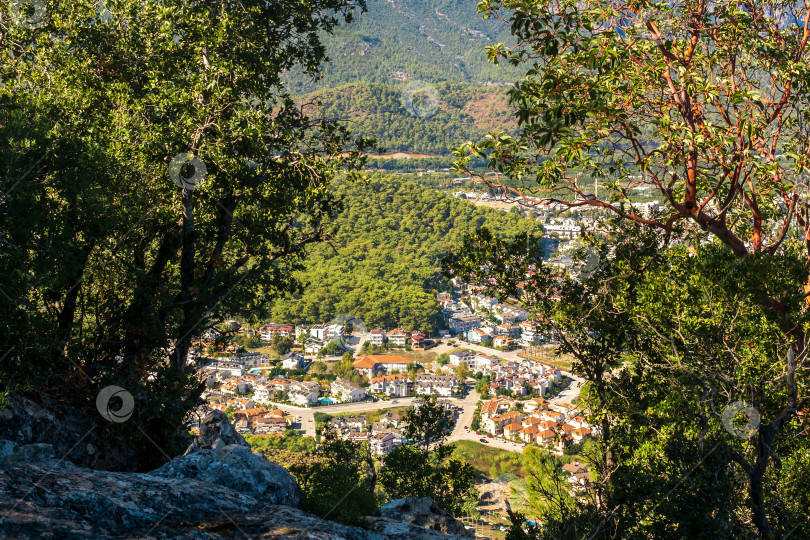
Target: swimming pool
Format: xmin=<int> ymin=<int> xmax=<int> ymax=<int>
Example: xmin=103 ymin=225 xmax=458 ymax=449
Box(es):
xmin=319 ymin=398 xmax=336 ymax=405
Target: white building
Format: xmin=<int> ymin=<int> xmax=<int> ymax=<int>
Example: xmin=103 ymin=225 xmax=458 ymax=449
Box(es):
xmin=281 ymin=352 xmax=307 ymax=370
xmin=330 ymin=378 xmax=368 ymax=403
xmin=369 ymin=329 xmax=386 ymax=346
xmin=369 ymin=374 xmax=409 ymax=397
xmin=449 ymin=350 xmax=476 ymax=365
xmin=520 ymin=321 xmax=542 ymax=346
xmin=388 ymin=330 xmax=408 ymax=346
xmin=415 ymin=373 xmax=460 ymax=397
xmin=448 ymin=315 xmax=482 ymax=334
xmin=287 ymin=381 xmax=319 ymax=405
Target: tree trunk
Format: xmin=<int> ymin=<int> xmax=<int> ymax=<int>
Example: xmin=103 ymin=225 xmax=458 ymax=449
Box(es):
xmin=174 ymin=188 xmax=195 ymax=371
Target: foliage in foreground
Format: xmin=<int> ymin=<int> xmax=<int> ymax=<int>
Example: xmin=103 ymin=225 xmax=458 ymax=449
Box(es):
xmin=1 ymin=0 xmax=371 ymax=469
xmin=379 ymin=396 xmax=477 ymax=514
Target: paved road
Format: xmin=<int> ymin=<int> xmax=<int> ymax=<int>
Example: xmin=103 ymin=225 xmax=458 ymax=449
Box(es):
xmin=278 ymin=337 xmax=585 ymax=446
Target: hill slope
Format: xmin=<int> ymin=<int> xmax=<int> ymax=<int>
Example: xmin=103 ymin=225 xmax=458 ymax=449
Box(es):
xmin=268 ymin=176 xmax=545 ymax=333
xmin=286 ymin=0 xmax=521 ymax=93
xmin=287 ymin=0 xmax=522 ymax=157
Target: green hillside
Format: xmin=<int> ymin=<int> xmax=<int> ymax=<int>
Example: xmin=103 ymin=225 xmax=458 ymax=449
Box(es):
xmin=267 ymin=176 xmax=544 ymax=333
xmin=285 ymin=0 xmax=521 ymax=158
xmin=285 ymin=0 xmax=521 ymax=93
xmin=307 ymin=82 xmax=515 ymax=155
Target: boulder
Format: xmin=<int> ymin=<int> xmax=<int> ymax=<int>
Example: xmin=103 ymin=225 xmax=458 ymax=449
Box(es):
xmin=365 ymin=517 xmax=473 ymax=539
xmin=379 ymin=497 xmax=474 ymax=538
xmin=0 ymin=394 xmax=130 ymax=470
xmin=185 ymin=410 xmax=249 ymax=453
xmin=0 ymin=461 xmax=463 ymax=539
xmin=150 ymin=444 xmax=301 ymax=507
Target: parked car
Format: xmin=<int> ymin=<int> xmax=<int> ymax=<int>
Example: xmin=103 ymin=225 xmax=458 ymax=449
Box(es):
xmin=391 ymin=400 xmax=398 ymax=404
xmin=479 ymin=438 xmax=488 ymax=443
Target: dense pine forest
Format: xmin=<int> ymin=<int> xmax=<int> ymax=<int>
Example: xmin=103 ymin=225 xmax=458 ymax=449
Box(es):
xmin=267 ymin=176 xmax=544 ymax=333
xmin=305 ymin=83 xmax=515 ymax=155
xmin=284 ymin=0 xmax=522 ymax=93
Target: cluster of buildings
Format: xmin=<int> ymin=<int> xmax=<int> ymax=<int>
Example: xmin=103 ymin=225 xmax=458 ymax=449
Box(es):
xmin=367 ymin=328 xmax=427 ymax=348
xmin=327 ymin=411 xmax=408 ymax=456
xmin=479 ymin=396 xmax=593 ymax=450
xmin=204 ymin=397 xmax=292 ymax=436
xmin=448 ymin=350 xmax=562 ymax=397
xmin=437 ymin=292 xmax=552 ymax=349
xmin=359 ymin=355 xmax=463 ymax=398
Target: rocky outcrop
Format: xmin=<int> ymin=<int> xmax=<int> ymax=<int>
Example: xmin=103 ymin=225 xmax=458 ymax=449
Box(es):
xmin=185 ymin=409 xmax=248 ymax=453
xmin=0 ymin=406 xmax=468 ymax=539
xmin=0 ymin=459 xmax=467 ymax=539
xmin=378 ymin=497 xmax=474 ymax=537
xmin=150 ymin=444 xmax=302 ymax=506
xmin=0 ymin=394 xmax=134 ymax=470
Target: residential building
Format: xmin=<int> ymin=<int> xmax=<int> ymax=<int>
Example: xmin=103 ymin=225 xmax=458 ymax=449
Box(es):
xmin=411 ymin=331 xmax=426 ymax=348
xmin=449 ymin=350 xmax=476 ymax=365
xmin=369 ymin=374 xmax=409 ymax=397
xmin=371 ymin=432 xmax=397 ymax=456
xmin=467 ymin=328 xmax=490 ymax=343
xmin=309 ymin=324 xmax=329 ymax=341
xmin=415 ymin=373 xmax=460 ymax=397
xmin=524 ymin=397 xmax=550 ymax=413
xmin=281 ymin=352 xmax=307 ymax=370
xmin=493 ymin=336 xmax=515 ymax=349
xmin=388 ymin=330 xmax=408 ymax=346
xmin=353 ymin=355 xmax=416 ymax=377
xmin=503 ymin=422 xmax=524 ymax=440
xmin=448 ymin=315 xmax=482 ymax=334
xmin=330 ymin=378 xmax=368 ymax=403
xmin=520 ymin=321 xmax=542 ymax=346
xmin=368 ymin=329 xmax=386 ymax=346
xmin=486 ymin=410 xmax=524 ymax=435
xmin=287 ymin=381 xmax=319 ymax=405
xmin=258 ymin=323 xmax=294 ymax=341
xmin=353 ymin=356 xmax=380 ymax=378
xmin=304 ymin=338 xmax=326 ymax=355
xmin=520 ymin=425 xmax=540 ymax=444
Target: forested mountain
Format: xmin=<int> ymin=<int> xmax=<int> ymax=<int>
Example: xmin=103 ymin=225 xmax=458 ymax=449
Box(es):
xmin=267 ymin=176 xmax=544 ymax=333
xmin=285 ymin=0 xmax=521 ymax=93
xmin=286 ymin=0 xmax=521 ymax=157
xmin=306 ymin=82 xmax=515 ymax=155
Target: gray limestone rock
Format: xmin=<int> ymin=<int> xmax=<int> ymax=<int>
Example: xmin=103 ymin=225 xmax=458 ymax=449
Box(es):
xmin=379 ymin=497 xmax=474 ymax=537
xmin=150 ymin=444 xmax=302 ymax=507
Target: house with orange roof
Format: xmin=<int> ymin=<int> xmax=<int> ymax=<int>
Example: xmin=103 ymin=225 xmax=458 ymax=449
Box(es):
xmin=486 ymin=410 xmax=524 ymax=436
xmin=369 ymin=373 xmax=409 ymax=397
xmin=234 ymin=407 xmax=268 ymax=420
xmin=537 ymin=429 xmax=556 ymax=444
xmin=572 ymin=427 xmax=592 ymax=441
xmin=524 ymin=397 xmax=550 ymax=413
xmin=520 ymin=425 xmax=540 ymax=443
xmin=503 ymin=422 xmax=524 ymax=440
xmin=353 ymin=355 xmax=417 ymax=377
xmin=388 ymin=330 xmax=409 ymax=346
xmin=369 ymin=329 xmax=387 ymax=346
